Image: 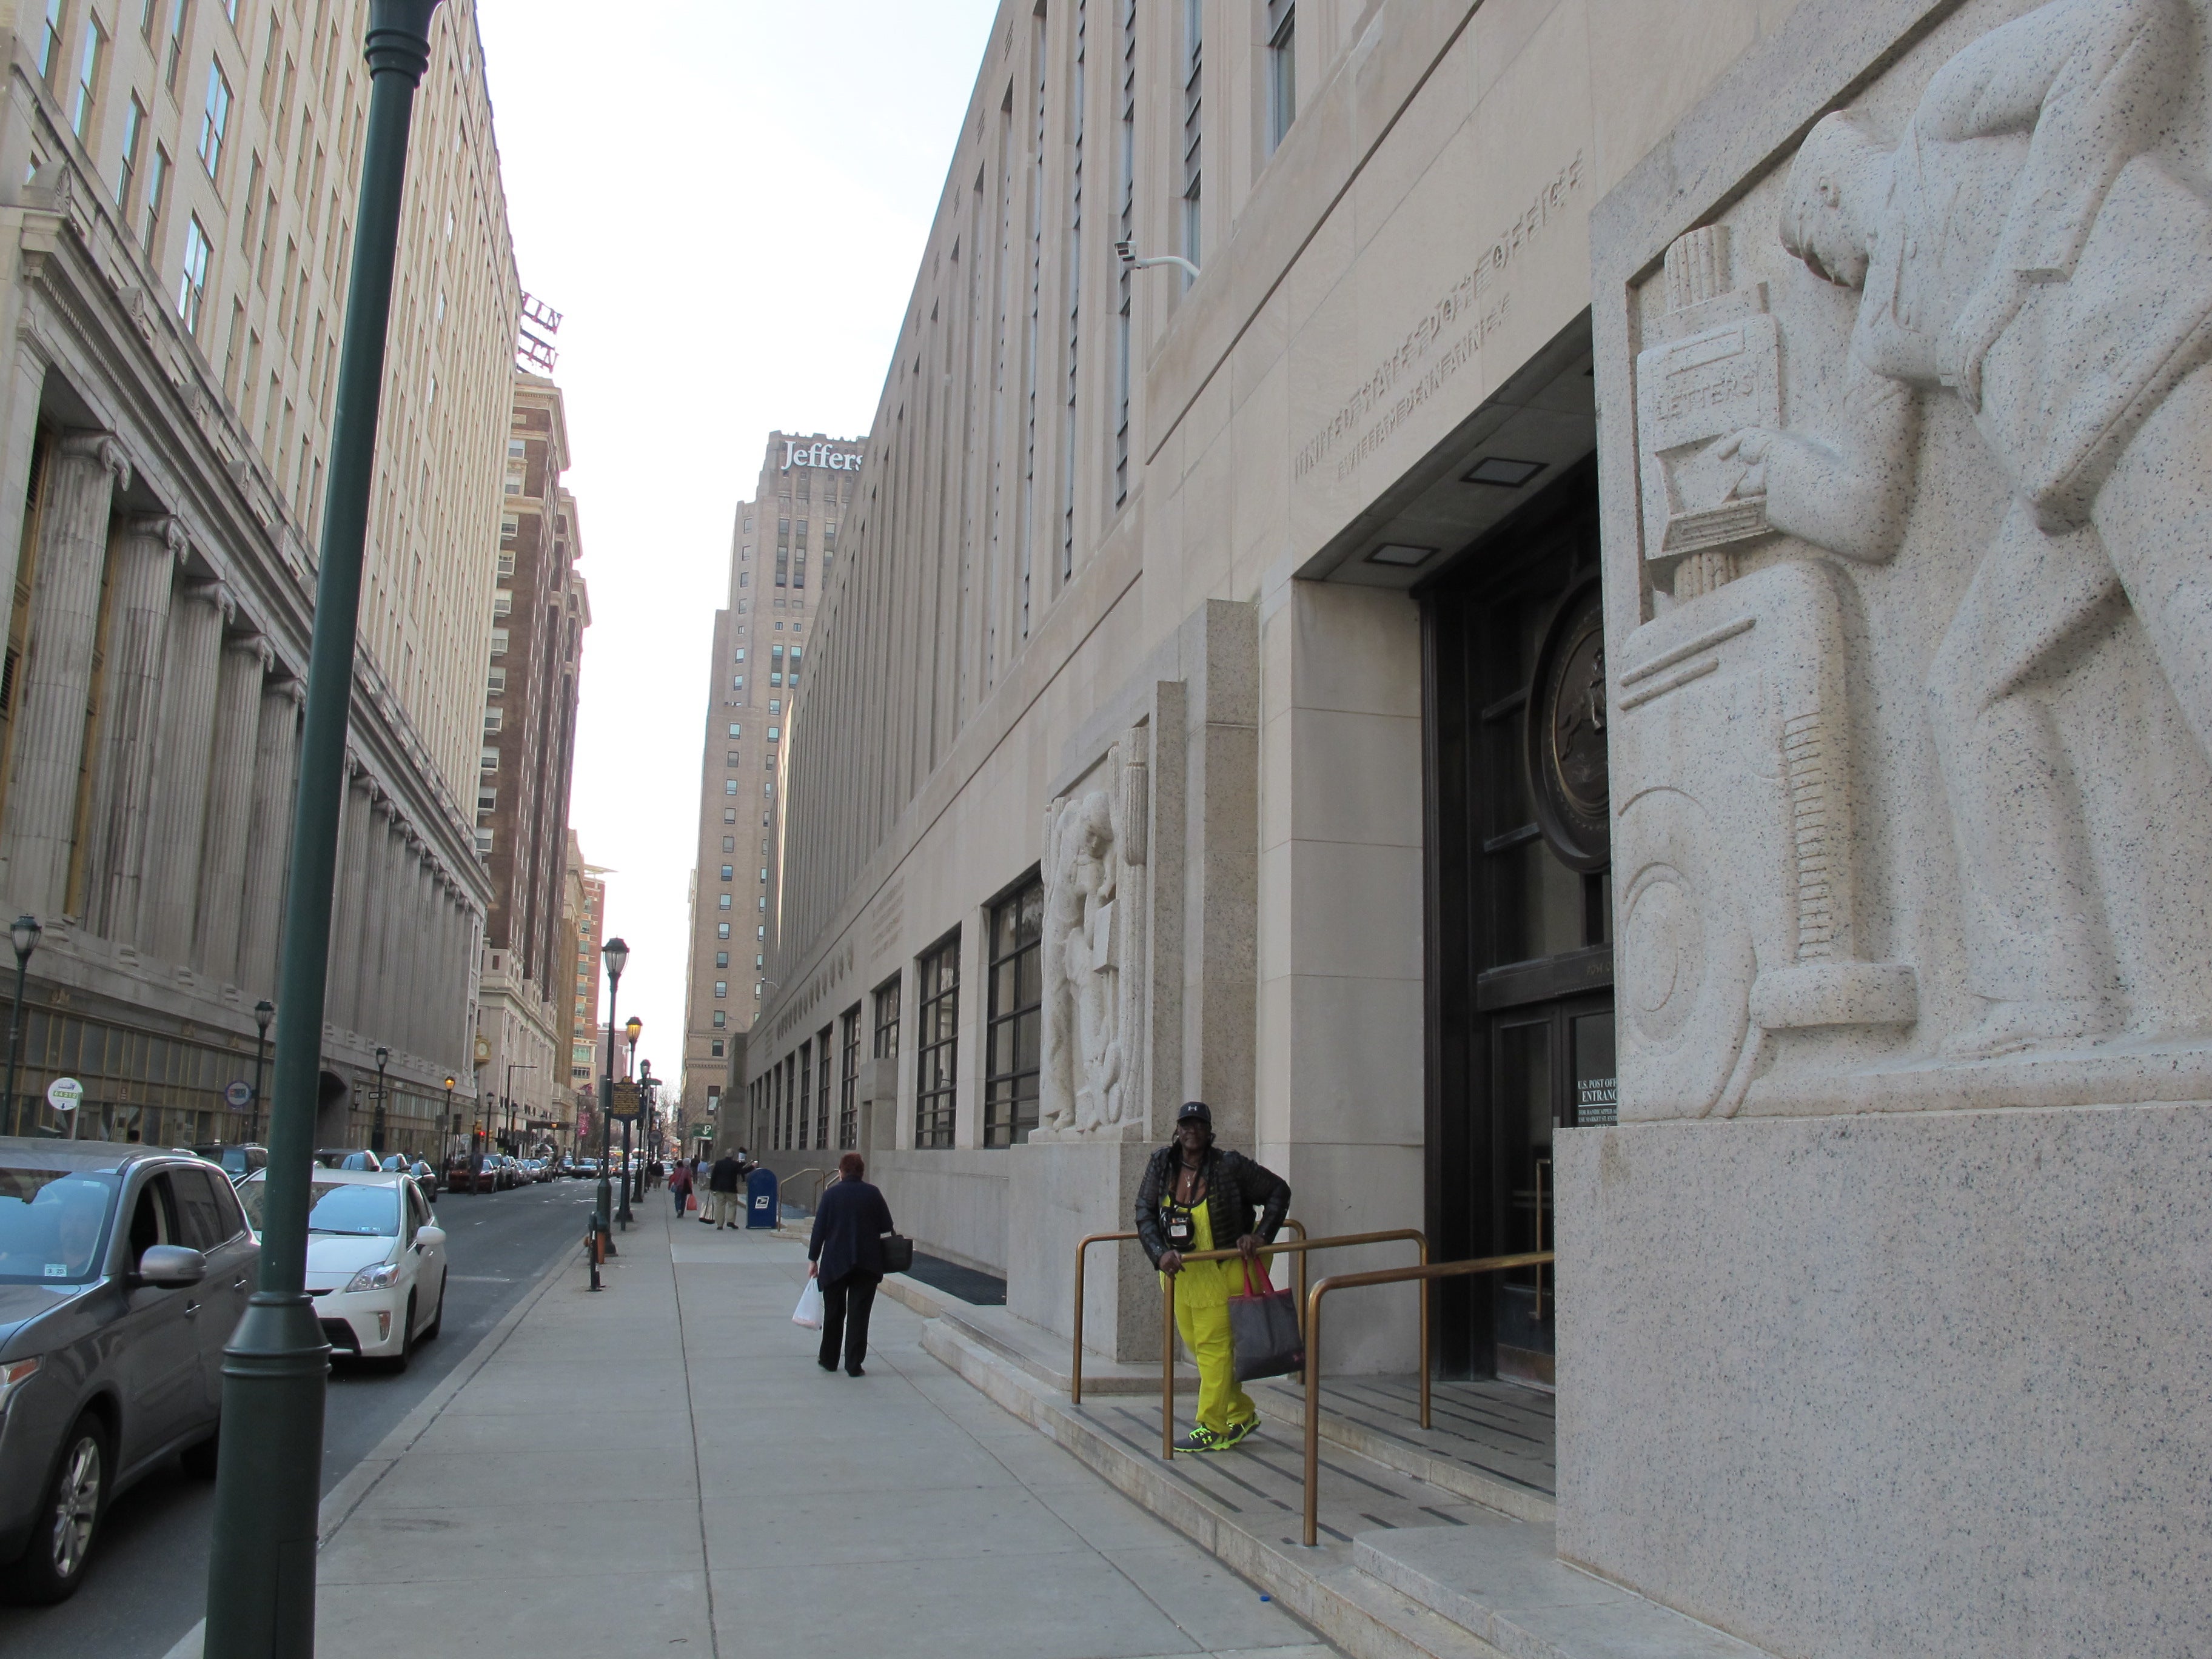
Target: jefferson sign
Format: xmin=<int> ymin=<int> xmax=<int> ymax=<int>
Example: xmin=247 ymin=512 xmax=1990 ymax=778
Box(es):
xmin=780 ymin=440 xmax=862 ymax=472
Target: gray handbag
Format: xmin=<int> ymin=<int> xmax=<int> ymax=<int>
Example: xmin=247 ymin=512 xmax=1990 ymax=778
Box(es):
xmin=1228 ymin=1259 xmax=1305 ymax=1382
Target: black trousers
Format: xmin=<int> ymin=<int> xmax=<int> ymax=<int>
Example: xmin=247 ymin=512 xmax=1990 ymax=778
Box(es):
xmin=819 ymin=1270 xmax=881 ymax=1372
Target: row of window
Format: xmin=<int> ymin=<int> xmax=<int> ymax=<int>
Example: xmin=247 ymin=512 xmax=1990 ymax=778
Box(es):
xmin=757 ymin=877 xmax=1045 ymax=1153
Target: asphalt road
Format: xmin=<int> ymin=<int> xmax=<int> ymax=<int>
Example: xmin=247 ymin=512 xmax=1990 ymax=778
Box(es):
xmin=0 ymin=1173 xmax=605 ymax=1659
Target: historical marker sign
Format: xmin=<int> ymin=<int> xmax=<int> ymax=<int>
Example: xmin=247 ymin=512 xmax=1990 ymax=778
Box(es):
xmin=609 ymin=1080 xmax=640 ymax=1121
xmin=224 ymin=1080 xmax=254 ymax=1109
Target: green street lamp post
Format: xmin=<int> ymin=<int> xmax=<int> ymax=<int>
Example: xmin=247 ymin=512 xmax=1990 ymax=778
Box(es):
xmin=202 ymin=7 xmax=443 ymax=1655
xmin=441 ymin=1076 xmax=455 ymax=1170
xmin=618 ymin=1015 xmax=640 ymax=1223
xmin=247 ymin=1000 xmax=275 ymax=1144
xmin=597 ymin=937 xmax=628 ymax=1239
xmin=370 ymin=1045 xmax=390 ymax=1156
xmin=4 ymin=915 xmax=39 ymax=1138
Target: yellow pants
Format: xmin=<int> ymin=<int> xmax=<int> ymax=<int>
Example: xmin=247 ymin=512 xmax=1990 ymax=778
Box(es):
xmin=1171 ymin=1264 xmax=1258 ymax=1435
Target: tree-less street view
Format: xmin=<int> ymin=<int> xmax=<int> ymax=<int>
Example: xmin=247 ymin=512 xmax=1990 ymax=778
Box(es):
xmin=4 ymin=1 xmax=2212 ymax=1657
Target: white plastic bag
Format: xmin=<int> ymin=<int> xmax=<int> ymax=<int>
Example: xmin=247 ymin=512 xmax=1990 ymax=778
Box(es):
xmin=793 ymin=1276 xmax=823 ymax=1329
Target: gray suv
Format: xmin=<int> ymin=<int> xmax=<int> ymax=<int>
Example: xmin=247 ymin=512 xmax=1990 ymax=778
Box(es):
xmin=0 ymin=1139 xmax=258 ymax=1601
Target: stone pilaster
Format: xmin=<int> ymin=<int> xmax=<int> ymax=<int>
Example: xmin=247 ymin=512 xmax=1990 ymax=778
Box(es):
xmin=85 ymin=514 xmax=183 ymax=943
xmin=0 ymin=346 xmax=52 ymax=679
xmin=398 ymin=836 xmax=427 ymax=1053
xmin=142 ymin=579 xmax=232 ymax=964
xmin=236 ymin=675 xmax=301 ymax=1000
xmin=1 ymin=432 xmax=129 ymax=915
xmin=193 ymin=632 xmax=269 ymax=981
xmin=326 ymin=765 xmax=370 ymax=1028
xmin=354 ymin=796 xmax=393 ymax=1044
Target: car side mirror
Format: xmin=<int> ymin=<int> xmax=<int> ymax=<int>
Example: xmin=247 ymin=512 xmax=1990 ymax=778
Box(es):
xmin=414 ymin=1225 xmax=441 ymax=1250
xmin=134 ymin=1244 xmax=208 ymax=1289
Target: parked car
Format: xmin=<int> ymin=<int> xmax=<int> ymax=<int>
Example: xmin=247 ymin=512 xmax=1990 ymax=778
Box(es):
xmin=518 ymin=1159 xmax=543 ymax=1184
xmin=312 ymin=1148 xmax=378 ymax=1171
xmin=381 ymin=1155 xmax=439 ymax=1207
xmin=441 ymin=1150 xmax=493 ymax=1194
xmin=574 ymin=1158 xmax=599 ymax=1179
xmin=0 ymin=1138 xmax=259 ymax=1602
xmin=235 ymin=1169 xmax=444 ymax=1371
xmin=190 ymin=1142 xmax=267 ymax=1184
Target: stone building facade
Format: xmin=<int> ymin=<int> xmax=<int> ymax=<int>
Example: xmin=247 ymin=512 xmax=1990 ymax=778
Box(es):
xmin=0 ymin=0 xmax=517 ymax=1153
xmin=473 ymin=368 xmax=586 ymax=1151
xmin=677 ymin=430 xmax=860 ymax=1144
xmin=749 ymin=0 xmax=2212 ymax=1652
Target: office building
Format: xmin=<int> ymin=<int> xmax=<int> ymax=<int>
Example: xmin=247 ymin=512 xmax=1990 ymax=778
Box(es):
xmin=0 ymin=0 xmax=519 ymax=1151
xmin=678 ymin=429 xmax=861 ymax=1142
xmin=744 ymin=1 xmax=2212 ymax=1652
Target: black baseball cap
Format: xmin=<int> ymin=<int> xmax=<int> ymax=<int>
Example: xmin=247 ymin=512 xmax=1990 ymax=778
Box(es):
xmin=1175 ymin=1101 xmax=1213 ymax=1129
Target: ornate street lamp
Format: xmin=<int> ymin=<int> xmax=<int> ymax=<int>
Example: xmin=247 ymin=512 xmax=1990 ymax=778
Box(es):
xmin=441 ymin=1074 xmax=455 ymax=1170
xmin=248 ymin=1000 xmax=275 ymax=1144
xmin=3 ymin=915 xmax=39 ymax=1139
xmin=203 ymin=8 xmax=446 ymax=1652
xmin=370 ymin=1045 xmax=390 ymax=1156
xmin=597 ymin=936 xmax=628 ymax=1239
xmin=619 ymin=1014 xmax=642 ymax=1218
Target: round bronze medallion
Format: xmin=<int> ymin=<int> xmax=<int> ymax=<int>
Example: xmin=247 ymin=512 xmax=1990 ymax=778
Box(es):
xmin=1526 ymin=582 xmax=1609 ymax=873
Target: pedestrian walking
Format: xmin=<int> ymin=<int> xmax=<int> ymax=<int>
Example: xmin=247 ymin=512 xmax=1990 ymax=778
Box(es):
xmin=806 ymin=1153 xmax=895 ymax=1376
xmin=708 ymin=1148 xmax=743 ymax=1228
xmin=1134 ymin=1101 xmax=1291 ymax=1453
xmin=668 ymin=1157 xmax=692 ymax=1219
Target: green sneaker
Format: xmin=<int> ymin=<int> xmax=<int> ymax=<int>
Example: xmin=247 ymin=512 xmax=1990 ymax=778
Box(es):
xmin=1175 ymin=1426 xmax=1222 ymax=1453
xmin=1216 ymin=1416 xmax=1261 ymax=1450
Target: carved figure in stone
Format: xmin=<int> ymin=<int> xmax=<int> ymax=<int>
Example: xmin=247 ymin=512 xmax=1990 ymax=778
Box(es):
xmin=1044 ymin=789 xmax=1126 ymax=1133
xmin=1715 ymin=0 xmax=2212 ymax=1057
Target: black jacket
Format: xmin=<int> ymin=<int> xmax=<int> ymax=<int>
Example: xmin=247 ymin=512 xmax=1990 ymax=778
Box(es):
xmin=708 ymin=1155 xmax=742 ymax=1193
xmin=809 ymin=1178 xmax=896 ymax=1283
xmin=1134 ymin=1144 xmax=1290 ymax=1269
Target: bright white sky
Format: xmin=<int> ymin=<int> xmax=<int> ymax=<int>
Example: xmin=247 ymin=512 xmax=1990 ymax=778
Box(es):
xmin=474 ymin=0 xmax=999 ymax=1093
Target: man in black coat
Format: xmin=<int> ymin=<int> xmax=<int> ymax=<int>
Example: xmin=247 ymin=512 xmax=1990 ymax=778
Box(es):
xmin=807 ymin=1152 xmax=897 ymax=1376
xmin=708 ymin=1150 xmax=743 ymax=1229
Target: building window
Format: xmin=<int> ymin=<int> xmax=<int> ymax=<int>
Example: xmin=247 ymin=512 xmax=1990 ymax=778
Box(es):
xmin=487 ymin=666 xmax=506 ymax=693
xmin=717 ymin=922 xmax=730 ymax=939
xmin=984 ymin=880 xmax=1044 ymax=1147
xmin=177 ymin=216 xmax=212 ymax=333
xmin=1265 ymin=0 xmax=1295 ymax=153
xmin=71 ymin=17 xmax=104 ymax=140
xmin=497 ymin=550 xmax=515 ymax=577
xmin=816 ymin=1024 xmax=833 ymax=1147
xmin=477 ymin=789 xmax=495 ymax=813
xmin=914 ymin=935 xmax=958 ymax=1148
xmin=199 ymin=60 xmax=232 ymax=179
xmin=38 ymin=0 xmax=62 ymax=81
xmin=711 ymin=1039 xmax=725 ymax=1058
xmin=490 ymin=628 xmax=509 ymax=656
xmin=717 ymin=894 xmax=731 ymax=911
xmin=796 ymin=1042 xmax=812 ymax=1150
xmin=140 ymin=146 xmax=169 ymax=252
xmin=475 ymin=828 xmax=493 ymax=856
xmin=720 ymin=865 xmax=734 ymax=880
xmin=714 ymin=982 xmax=726 ymax=998
xmin=483 ymin=708 xmax=503 ymax=732
xmin=115 ymin=94 xmax=145 ymax=207
xmin=873 ymin=976 xmax=900 ymax=1061
xmin=839 ymin=1006 xmax=860 ymax=1148
xmin=712 ymin=1011 xmax=726 ymax=1028
xmin=724 ymin=779 xmax=737 ymax=796
xmin=500 ymin=515 xmax=518 ymax=538
xmin=159 ymin=0 xmax=186 ymax=89
xmin=480 ymin=748 xmax=498 ymax=773
xmin=716 ymin=951 xmax=728 ymax=967
xmin=492 ymin=589 xmax=512 ymax=617
xmin=727 ymin=722 xmax=741 ymax=738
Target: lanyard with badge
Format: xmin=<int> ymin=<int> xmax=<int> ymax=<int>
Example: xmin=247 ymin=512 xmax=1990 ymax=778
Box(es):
xmin=1162 ymin=1159 xmax=1207 ymax=1251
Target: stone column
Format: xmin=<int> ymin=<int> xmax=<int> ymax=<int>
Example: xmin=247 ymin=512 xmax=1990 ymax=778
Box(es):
xmin=352 ymin=797 xmax=393 ymax=1044
xmin=325 ymin=766 xmax=369 ymax=1028
xmin=400 ymin=838 xmax=429 ymax=1054
xmin=236 ymin=676 xmax=301 ymax=1001
xmin=193 ymin=633 xmax=269 ymax=982
xmin=415 ymin=857 xmax=441 ymax=1058
xmin=0 ymin=345 xmax=53 ymax=665
xmin=85 ymin=514 xmax=183 ymax=943
xmin=1 ymin=432 xmax=129 ymax=916
xmin=143 ymin=579 xmax=232 ymax=965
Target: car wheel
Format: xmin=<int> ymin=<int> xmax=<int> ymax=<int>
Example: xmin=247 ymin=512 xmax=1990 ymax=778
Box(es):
xmin=386 ymin=1292 xmax=417 ymax=1373
xmin=1 ymin=1412 xmax=108 ymax=1604
xmin=421 ymin=1273 xmax=446 ymax=1342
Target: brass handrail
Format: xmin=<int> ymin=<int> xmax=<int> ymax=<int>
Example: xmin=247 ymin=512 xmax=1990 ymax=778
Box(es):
xmin=778 ymin=1168 xmax=830 ymax=1211
xmin=1160 ymin=1227 xmax=1427 ymax=1460
xmin=1071 ymin=1219 xmax=1308 ymax=1404
xmin=1299 ymin=1250 xmax=1553 ymax=1546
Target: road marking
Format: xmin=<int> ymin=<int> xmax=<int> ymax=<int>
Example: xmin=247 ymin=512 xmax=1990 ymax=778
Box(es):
xmin=448 ymin=1275 xmax=513 ymax=1283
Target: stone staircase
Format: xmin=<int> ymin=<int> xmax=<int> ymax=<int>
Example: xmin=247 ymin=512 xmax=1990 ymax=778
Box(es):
xmin=885 ymin=1273 xmax=1775 ymax=1659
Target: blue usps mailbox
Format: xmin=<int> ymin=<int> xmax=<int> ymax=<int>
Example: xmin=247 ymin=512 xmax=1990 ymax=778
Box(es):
xmin=745 ymin=1167 xmax=779 ymax=1229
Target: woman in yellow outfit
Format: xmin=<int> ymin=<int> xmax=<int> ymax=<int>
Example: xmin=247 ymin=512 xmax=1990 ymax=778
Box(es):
xmin=1135 ymin=1101 xmax=1292 ymax=1453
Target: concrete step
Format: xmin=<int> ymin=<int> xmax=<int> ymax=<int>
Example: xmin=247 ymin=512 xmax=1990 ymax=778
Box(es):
xmin=880 ymin=1268 xmax=1195 ymax=1394
xmin=1248 ymin=1378 xmax=1557 ymax=1526
xmin=917 ymin=1313 xmax=1775 ymax=1659
xmin=1352 ymin=1528 xmax=1771 ymax=1659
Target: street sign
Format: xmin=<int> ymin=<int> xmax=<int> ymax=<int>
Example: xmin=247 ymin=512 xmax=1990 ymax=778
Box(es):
xmin=45 ymin=1077 xmax=82 ymax=1113
xmin=224 ymin=1080 xmax=254 ymax=1109
xmin=609 ymin=1080 xmax=640 ymax=1120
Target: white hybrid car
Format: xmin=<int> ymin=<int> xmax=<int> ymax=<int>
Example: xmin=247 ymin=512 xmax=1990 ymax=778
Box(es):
xmin=237 ymin=1168 xmax=447 ymax=1369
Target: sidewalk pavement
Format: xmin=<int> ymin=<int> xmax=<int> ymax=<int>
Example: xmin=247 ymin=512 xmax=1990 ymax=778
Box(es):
xmin=301 ymin=1193 xmax=1342 ymax=1659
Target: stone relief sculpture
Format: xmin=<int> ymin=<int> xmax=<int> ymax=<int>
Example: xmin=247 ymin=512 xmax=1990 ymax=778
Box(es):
xmin=1039 ymin=730 xmax=1150 ymax=1138
xmin=1718 ymin=0 xmax=2212 ymax=1058
xmin=1618 ymin=0 xmax=2212 ymax=1113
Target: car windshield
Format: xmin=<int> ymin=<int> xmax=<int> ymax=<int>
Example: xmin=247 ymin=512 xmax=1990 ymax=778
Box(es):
xmin=0 ymin=1167 xmax=119 ymax=1285
xmin=240 ymin=1179 xmax=401 ymax=1238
